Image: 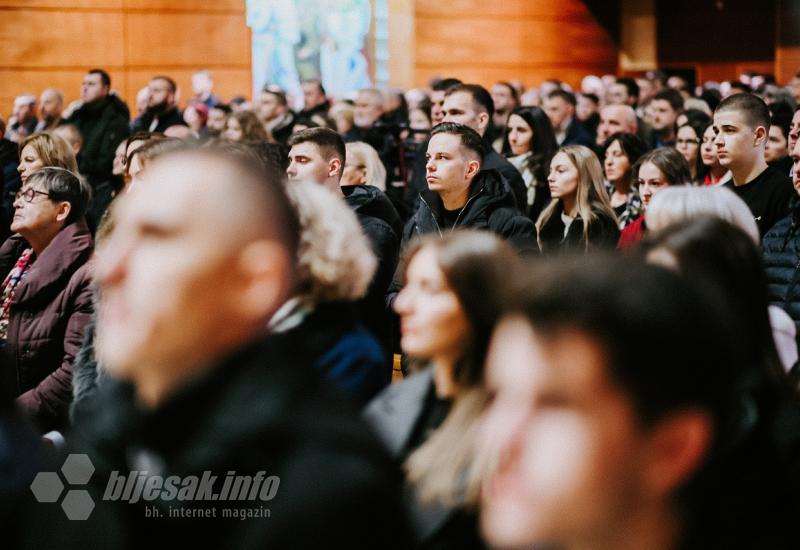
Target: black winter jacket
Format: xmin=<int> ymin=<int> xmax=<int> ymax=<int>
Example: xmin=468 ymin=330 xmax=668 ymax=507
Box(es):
xmin=763 ymin=203 xmax=800 ymax=338
xmin=64 ymin=95 xmax=130 ymax=183
xmin=537 ymin=202 xmax=620 ymax=254
xmin=130 ymin=105 xmax=186 ymax=134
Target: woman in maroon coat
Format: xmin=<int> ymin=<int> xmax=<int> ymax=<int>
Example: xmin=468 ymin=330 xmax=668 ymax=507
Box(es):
xmin=0 ymin=167 xmax=93 ymax=432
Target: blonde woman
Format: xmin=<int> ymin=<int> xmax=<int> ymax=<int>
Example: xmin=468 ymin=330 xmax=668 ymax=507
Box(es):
xmin=535 ymin=144 xmax=619 ymax=252
xmin=343 ymin=141 xmax=386 ymax=191
xmin=269 ymin=179 xmax=389 ymax=405
xmin=17 ymin=132 xmax=78 ymax=184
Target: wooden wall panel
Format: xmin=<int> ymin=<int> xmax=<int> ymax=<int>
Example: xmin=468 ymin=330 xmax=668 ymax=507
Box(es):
xmin=0 ymin=0 xmax=251 ymax=125
xmin=414 ymin=0 xmax=617 ymax=89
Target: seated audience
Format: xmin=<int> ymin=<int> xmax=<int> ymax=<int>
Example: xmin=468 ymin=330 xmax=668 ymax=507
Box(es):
xmin=602 ymin=132 xmax=648 ymax=229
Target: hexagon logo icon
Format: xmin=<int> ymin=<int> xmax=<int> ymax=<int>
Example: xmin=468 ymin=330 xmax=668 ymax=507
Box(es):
xmin=30 ymin=453 xmax=96 ymax=520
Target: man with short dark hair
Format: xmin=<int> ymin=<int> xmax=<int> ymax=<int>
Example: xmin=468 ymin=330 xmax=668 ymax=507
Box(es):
xmin=131 ymin=75 xmax=185 ymax=133
xmin=716 ymin=93 xmax=794 ymax=236
xmin=430 ymin=77 xmax=462 ymax=126
xmin=650 ymin=88 xmax=683 ymax=147
xmin=606 ymin=77 xmax=639 ymax=107
xmin=206 ymin=103 xmax=231 ymax=139
xmin=63 ymin=68 xmax=130 ymax=186
xmin=544 ymin=89 xmax=594 ymax=147
xmin=258 ymin=88 xmax=294 ymax=144
xmin=28 ymin=146 xmax=409 ymax=549
xmin=439 ymin=83 xmax=528 ymax=209
xmin=287 ymin=128 xmax=401 ymax=356
xmin=491 ymin=81 xmax=519 ymax=149
xmin=402 ymin=122 xmax=535 ymax=252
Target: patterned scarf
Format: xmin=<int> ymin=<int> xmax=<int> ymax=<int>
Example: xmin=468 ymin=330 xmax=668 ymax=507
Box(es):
xmin=0 ymin=248 xmax=34 ymax=341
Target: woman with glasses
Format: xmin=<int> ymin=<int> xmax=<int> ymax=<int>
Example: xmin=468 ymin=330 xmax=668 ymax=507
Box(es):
xmin=0 ymin=167 xmax=93 ymax=433
xmin=675 ymin=114 xmax=710 ymax=183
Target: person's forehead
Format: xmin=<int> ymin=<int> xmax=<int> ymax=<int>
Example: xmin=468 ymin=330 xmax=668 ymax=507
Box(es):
xmin=639 ymin=162 xmax=662 ymax=178
xmin=714 ymin=109 xmax=747 ymax=127
xmin=84 ymin=74 xmax=101 ymax=84
xmin=445 ymin=92 xmax=475 ymax=109
xmin=652 ymin=99 xmax=672 ymax=110
xmin=289 ymin=141 xmax=324 ymax=159
xmin=428 ymin=132 xmax=462 ymax=153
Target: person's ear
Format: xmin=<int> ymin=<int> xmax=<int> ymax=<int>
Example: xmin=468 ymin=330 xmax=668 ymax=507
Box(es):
xmin=640 ymin=409 xmax=712 ymax=499
xmin=478 ymin=112 xmax=490 ymax=133
xmin=55 ymin=201 xmax=72 ymax=223
xmin=465 ymin=159 xmax=481 ymax=180
xmin=754 ymin=126 xmax=768 ymax=147
xmin=329 ymin=158 xmax=342 ymax=179
xmin=233 ymin=240 xmax=292 ymax=320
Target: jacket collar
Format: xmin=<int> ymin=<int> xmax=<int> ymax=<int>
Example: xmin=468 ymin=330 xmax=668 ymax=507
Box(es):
xmin=14 ymin=219 xmax=93 ymax=305
xmin=416 ymin=169 xmax=510 ymax=228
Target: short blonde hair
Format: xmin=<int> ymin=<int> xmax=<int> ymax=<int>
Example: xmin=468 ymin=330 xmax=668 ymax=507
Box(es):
xmin=344 ymin=141 xmax=387 ymax=191
xmin=285 ymin=180 xmax=377 ymax=302
xmin=646 ymin=186 xmax=760 ymax=245
xmin=19 ymin=132 xmax=78 ymax=174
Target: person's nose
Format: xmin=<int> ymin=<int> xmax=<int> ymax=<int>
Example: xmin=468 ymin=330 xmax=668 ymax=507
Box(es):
xmin=94 ymin=235 xmax=130 ymax=289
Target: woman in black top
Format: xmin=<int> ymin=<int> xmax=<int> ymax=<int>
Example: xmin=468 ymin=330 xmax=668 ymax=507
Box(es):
xmin=536 ymin=145 xmax=619 ymax=253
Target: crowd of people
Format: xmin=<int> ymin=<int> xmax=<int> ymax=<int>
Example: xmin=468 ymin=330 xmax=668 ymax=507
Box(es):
xmin=1 ymin=65 xmax=800 ymax=548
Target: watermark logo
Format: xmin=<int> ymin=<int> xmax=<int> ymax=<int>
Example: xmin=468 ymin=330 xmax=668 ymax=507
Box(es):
xmin=30 ymin=454 xmax=280 ymax=521
xmin=30 ymin=453 xmax=95 ymax=520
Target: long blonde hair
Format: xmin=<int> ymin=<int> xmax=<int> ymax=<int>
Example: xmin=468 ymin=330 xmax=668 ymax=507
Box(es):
xmin=19 ymin=132 xmax=79 ymax=174
xmin=535 ymin=145 xmax=617 ymax=250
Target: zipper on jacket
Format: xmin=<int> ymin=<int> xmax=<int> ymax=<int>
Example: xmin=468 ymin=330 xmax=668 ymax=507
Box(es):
xmin=451 ymin=188 xmax=484 ymax=232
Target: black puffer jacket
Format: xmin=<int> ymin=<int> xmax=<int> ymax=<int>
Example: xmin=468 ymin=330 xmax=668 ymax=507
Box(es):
xmin=343 ymin=185 xmax=402 ymax=356
xmin=537 ymin=202 xmax=620 ymax=254
xmin=763 ymin=203 xmax=800 ymax=338
xmin=401 ymin=169 xmax=536 ymax=253
xmin=64 ymin=95 xmax=130 ymax=183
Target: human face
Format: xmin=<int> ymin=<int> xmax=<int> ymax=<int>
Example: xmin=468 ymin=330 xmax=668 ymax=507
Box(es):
xmin=342 ymin=157 xmax=367 ymax=186
xmin=491 ymin=84 xmax=515 ymax=113
xmin=287 ymin=142 xmax=339 ymax=185
xmin=431 ymin=90 xmax=447 ymax=125
xmin=712 ymin=109 xmax=764 ymax=170
xmin=424 ymin=133 xmax=477 ymax=195
xmin=637 ymin=161 xmax=669 ymax=208
xmin=224 ymin=117 xmax=243 ymax=142
xmin=676 ymin=126 xmax=700 ymax=166
xmin=575 ymin=95 xmax=597 ymax=122
xmin=791 ymin=139 xmax=800 ymax=195
xmin=765 ymin=125 xmax=789 ymax=163
xmin=700 ymin=125 xmax=719 ymax=168
xmin=39 ymin=90 xmax=62 ymax=119
xmin=649 ymin=99 xmax=677 ymax=132
xmin=603 ymin=140 xmax=631 ymax=184
xmin=596 ymin=105 xmax=635 ymax=146
xmin=13 ymin=97 xmax=34 ymax=122
xmin=17 ymin=144 xmax=45 ymax=184
xmin=606 ymin=83 xmax=629 ymax=106
xmin=258 ymin=92 xmax=282 ymax=122
xmin=507 ymin=114 xmax=533 ymax=156
xmin=408 ymin=108 xmax=431 ymax=131
xmin=393 ymin=247 xmax=469 ymax=362
xmin=94 ymin=156 xmax=283 ymax=392
xmin=354 ymin=92 xmax=383 ymax=128
xmin=10 ymin=181 xmax=65 ymax=239
xmin=148 ymin=79 xmax=173 ymax=109
xmin=442 ymin=92 xmax=488 ymax=135
xmin=302 ymin=82 xmax=325 ymax=111
xmin=547 ymin=152 xmax=579 ymax=202
xmin=207 ymin=108 xmax=227 ymax=135
xmin=112 ymin=140 xmax=127 ymax=177
xmin=480 ymin=317 xmax=644 ymax=548
xmin=788 ymin=110 xmax=800 ymax=153
xmin=81 ymin=72 xmax=108 ymax=103
xmin=544 ymin=96 xmax=573 ymax=130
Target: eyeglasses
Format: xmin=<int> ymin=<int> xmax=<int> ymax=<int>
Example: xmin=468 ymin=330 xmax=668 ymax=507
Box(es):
xmin=15 ymin=188 xmax=51 ymax=203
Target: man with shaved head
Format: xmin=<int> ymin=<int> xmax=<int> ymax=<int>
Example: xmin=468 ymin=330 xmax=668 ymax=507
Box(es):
xmin=595 ymin=104 xmax=639 ymax=147
xmin=34 ymin=146 xmax=409 ymax=549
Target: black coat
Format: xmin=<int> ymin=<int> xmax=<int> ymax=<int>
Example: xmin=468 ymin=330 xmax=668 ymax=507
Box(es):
xmin=64 ymin=95 xmax=130 ymax=183
xmin=343 ymin=184 xmax=402 ymax=356
xmin=401 ymin=169 xmax=537 ymax=254
xmin=763 ymin=203 xmax=800 ymax=340
xmin=130 ymin=106 xmax=185 ymax=134
xmin=537 ymin=202 xmax=620 ymax=254
xmin=21 ymin=332 xmax=411 ymax=549
xmin=562 ymin=118 xmax=595 ymax=148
